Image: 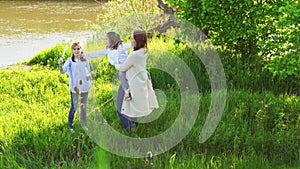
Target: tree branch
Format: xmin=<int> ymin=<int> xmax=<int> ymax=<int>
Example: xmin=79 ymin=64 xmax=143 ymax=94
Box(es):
xmin=148 ymin=0 xmax=208 ymax=42
xmin=157 ymin=0 xmax=174 ymax=15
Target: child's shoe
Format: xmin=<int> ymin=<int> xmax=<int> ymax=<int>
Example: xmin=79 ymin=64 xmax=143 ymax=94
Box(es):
xmin=83 ymin=126 xmax=88 ymax=131
xmin=124 ymin=89 xmax=132 ymax=101
xmin=70 ymin=128 xmax=75 ymax=133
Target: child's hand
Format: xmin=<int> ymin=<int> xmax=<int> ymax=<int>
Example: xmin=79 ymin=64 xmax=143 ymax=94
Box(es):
xmin=58 ymin=57 xmax=63 ymax=68
xmin=87 ymin=75 xmax=92 ymax=81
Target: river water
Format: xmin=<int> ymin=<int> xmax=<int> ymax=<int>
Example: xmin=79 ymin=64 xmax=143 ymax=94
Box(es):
xmin=0 ymin=0 xmax=103 ymax=66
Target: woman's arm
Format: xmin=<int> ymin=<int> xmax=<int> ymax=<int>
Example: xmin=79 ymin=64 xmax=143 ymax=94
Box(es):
xmin=84 ymin=48 xmax=108 ymax=59
xmin=122 ymin=43 xmax=133 ymax=51
xmin=115 ymin=52 xmax=136 ymax=71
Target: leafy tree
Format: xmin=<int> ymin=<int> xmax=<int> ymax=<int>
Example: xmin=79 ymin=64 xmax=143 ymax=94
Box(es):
xmin=165 ymin=0 xmax=299 ymax=92
xmin=263 ymin=2 xmax=300 ymax=80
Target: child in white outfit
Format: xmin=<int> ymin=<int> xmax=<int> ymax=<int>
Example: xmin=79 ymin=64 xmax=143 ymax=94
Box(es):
xmin=106 ymin=32 xmax=133 ymax=100
xmin=83 ymin=32 xmax=133 ymax=100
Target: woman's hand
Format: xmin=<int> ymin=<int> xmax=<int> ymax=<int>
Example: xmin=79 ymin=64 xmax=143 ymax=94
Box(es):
xmin=80 ymin=54 xmax=87 ymax=61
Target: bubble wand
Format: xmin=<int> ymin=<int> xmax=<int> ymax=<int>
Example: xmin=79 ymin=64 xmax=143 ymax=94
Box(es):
xmin=59 ymin=41 xmax=68 ymax=68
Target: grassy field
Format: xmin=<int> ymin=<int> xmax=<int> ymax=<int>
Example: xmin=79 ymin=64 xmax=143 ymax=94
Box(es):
xmin=0 ymin=38 xmax=299 ymax=168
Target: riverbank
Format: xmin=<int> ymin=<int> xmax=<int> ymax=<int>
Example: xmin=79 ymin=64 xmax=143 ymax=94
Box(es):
xmin=0 ymin=30 xmax=95 ymax=67
xmin=0 ymin=0 xmax=102 ymax=67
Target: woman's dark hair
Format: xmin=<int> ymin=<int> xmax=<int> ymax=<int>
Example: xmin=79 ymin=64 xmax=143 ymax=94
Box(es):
xmin=133 ymin=30 xmax=147 ymax=51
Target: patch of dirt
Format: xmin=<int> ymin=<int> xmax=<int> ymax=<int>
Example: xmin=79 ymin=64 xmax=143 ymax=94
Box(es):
xmin=0 ymin=65 xmax=33 ymax=70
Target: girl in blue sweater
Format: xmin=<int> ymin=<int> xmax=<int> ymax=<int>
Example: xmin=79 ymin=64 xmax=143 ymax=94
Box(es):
xmin=59 ymin=41 xmax=91 ymax=133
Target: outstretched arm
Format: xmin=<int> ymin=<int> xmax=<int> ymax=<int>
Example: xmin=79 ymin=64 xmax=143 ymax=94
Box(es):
xmin=84 ymin=48 xmax=108 ymax=59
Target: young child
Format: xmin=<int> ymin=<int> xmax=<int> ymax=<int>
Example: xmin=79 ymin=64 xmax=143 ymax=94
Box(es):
xmin=59 ymin=41 xmax=91 ymax=133
xmin=84 ymin=32 xmax=133 ymax=100
xmin=105 ymin=32 xmax=133 ymax=101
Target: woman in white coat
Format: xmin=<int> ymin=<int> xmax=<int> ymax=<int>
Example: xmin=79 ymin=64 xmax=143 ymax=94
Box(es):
xmin=115 ymin=30 xmax=158 ymax=130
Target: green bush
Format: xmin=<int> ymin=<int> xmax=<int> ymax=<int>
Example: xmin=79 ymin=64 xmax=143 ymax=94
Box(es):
xmin=166 ymin=0 xmax=299 ymax=94
xmin=262 ymin=2 xmax=300 ymax=80
xmin=26 ymin=42 xmax=72 ymax=69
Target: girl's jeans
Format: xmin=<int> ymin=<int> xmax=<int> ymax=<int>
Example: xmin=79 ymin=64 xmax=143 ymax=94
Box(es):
xmin=68 ymin=91 xmax=88 ymax=128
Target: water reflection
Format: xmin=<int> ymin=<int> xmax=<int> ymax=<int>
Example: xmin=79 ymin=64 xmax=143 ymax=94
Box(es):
xmin=0 ymin=1 xmax=102 ymax=66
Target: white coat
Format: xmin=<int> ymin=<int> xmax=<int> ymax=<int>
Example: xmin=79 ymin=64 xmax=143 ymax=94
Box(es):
xmin=115 ymin=48 xmax=159 ymax=118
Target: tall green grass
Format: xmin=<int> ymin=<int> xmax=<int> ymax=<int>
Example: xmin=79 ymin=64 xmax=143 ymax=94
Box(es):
xmin=0 ymin=67 xmax=105 ymax=168
xmin=1 ymin=37 xmax=299 ymax=168
xmin=94 ymin=86 xmax=299 ymax=168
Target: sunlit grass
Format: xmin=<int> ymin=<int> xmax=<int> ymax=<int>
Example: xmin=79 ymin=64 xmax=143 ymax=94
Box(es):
xmin=0 ymin=37 xmax=299 ymax=168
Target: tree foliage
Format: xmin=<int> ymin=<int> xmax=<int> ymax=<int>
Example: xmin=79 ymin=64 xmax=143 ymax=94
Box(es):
xmin=165 ymin=0 xmax=299 ymax=83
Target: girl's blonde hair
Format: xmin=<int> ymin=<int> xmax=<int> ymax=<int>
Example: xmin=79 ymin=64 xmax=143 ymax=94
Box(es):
xmin=71 ymin=41 xmax=83 ymax=50
xmin=106 ymin=32 xmax=122 ymax=49
xmin=71 ymin=41 xmax=84 ymax=62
